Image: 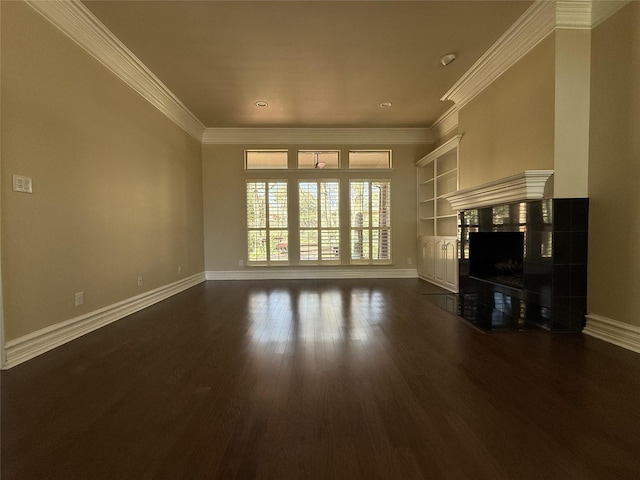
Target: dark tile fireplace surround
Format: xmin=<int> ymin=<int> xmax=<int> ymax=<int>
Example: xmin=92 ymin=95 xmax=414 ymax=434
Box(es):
xmin=433 ymin=198 xmax=589 ymax=332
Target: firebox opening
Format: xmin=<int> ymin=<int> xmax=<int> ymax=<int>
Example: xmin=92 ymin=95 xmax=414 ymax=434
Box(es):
xmin=469 ymin=232 xmax=524 ymax=289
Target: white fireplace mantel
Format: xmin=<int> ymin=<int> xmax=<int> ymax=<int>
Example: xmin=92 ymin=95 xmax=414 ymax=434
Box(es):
xmin=443 ymin=170 xmax=554 ymax=211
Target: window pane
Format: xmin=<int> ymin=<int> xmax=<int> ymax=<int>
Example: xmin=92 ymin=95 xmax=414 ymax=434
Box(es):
xmin=246 ymin=150 xmax=288 ymax=169
xmin=300 ymin=230 xmax=318 ymax=261
xmin=246 ymin=182 xmax=266 ymax=228
xmin=298 ymin=151 xmax=339 ymax=169
xmin=248 ymin=230 xmax=267 ymax=262
xmin=270 ymin=230 xmax=288 ymax=261
xmin=350 ymin=181 xmax=370 ymax=227
xmin=321 ymin=230 xmax=340 ymax=260
xmin=373 ymin=229 xmax=391 ymax=260
xmin=372 ymin=181 xmax=391 ymax=227
xmin=299 ymin=182 xmax=318 ymax=228
xmin=349 ymin=150 xmax=391 ymax=169
xmin=351 ymin=229 xmax=370 ymax=260
xmin=320 ymin=182 xmax=339 ymax=228
xmin=268 ymin=182 xmax=288 ymax=228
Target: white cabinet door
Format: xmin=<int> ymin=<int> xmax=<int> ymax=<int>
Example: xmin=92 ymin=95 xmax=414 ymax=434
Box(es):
xmin=418 ymin=235 xmax=457 ymax=292
xmin=442 ymin=237 xmax=458 ymax=292
xmin=434 ymin=238 xmax=446 ymax=283
xmin=418 ymin=236 xmax=436 ymax=280
xmin=432 ymin=236 xmax=459 ymax=292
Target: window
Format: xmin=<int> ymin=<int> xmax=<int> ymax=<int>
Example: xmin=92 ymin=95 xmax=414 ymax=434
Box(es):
xmin=246 ymin=181 xmax=288 ymax=264
xmin=298 ymin=151 xmax=340 ymax=169
xmin=348 ymin=150 xmax=392 ymax=169
xmin=350 ymin=180 xmax=391 ymax=263
xmin=244 ymin=149 xmax=393 ymax=266
xmin=299 ymin=181 xmax=340 ymax=262
xmin=245 ymin=150 xmax=288 ymax=169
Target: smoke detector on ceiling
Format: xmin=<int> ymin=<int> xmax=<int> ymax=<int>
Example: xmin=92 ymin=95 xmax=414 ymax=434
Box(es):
xmin=440 ymin=53 xmax=456 ymax=66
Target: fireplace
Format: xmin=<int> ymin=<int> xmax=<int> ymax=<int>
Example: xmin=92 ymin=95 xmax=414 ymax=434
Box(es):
xmin=469 ymin=232 xmax=524 ymax=289
xmin=454 ymin=198 xmax=588 ymax=332
xmin=427 ymin=171 xmax=589 ymax=332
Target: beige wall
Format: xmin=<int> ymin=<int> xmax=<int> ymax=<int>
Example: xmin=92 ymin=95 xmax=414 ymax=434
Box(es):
xmin=587 ymin=2 xmax=640 ymax=327
xmin=1 ymin=2 xmax=204 ymax=341
xmin=554 ymin=29 xmax=591 ymax=198
xmin=457 ymin=34 xmax=556 ymax=189
xmin=202 ymin=144 xmax=429 ymax=272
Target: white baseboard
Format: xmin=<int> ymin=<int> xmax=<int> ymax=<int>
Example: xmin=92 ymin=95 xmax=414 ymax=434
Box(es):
xmin=3 ymin=272 xmax=206 ymax=369
xmin=583 ymin=314 xmax=640 ymax=355
xmin=206 ymin=268 xmax=418 ymax=281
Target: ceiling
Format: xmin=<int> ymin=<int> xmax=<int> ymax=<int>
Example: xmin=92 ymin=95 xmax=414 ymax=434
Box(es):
xmin=82 ymin=1 xmax=533 ymax=129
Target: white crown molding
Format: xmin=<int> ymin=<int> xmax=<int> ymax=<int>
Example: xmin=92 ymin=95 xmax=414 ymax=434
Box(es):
xmin=556 ymin=1 xmax=594 ymax=28
xmin=441 ymin=1 xmax=556 ymax=109
xmin=25 ymin=0 xmax=205 ymax=141
xmin=443 ymin=170 xmax=554 ymax=211
xmin=584 ymin=314 xmax=640 ymax=355
xmin=441 ymin=0 xmax=633 ymax=109
xmin=2 ymin=273 xmax=206 ymax=369
xmin=202 ymin=128 xmax=433 ymax=145
xmin=205 ymin=268 xmax=418 ymax=281
xmin=556 ymin=0 xmax=631 ymax=28
xmin=429 ymin=106 xmax=459 ymax=143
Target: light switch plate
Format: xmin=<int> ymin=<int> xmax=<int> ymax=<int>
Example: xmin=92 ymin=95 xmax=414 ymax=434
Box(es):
xmin=13 ymin=175 xmax=33 ymax=193
xmin=74 ymin=292 xmax=84 ymax=307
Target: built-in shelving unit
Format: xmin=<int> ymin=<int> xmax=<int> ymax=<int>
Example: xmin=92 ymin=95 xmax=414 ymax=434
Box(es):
xmin=416 ymin=135 xmax=461 ymax=237
xmin=415 ymin=135 xmax=462 ymax=292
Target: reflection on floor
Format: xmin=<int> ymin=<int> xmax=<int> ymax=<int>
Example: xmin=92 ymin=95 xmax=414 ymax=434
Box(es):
xmin=425 ymin=291 xmax=549 ymax=332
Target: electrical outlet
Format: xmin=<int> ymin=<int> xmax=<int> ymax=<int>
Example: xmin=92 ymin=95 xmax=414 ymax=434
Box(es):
xmin=178 ymin=265 xmax=182 ymax=275
xmin=239 ymin=259 xmax=244 ymax=267
xmin=137 ymin=275 xmax=143 ymax=287
xmin=74 ymin=292 xmax=84 ymax=307
xmin=407 ymin=257 xmax=413 ymax=265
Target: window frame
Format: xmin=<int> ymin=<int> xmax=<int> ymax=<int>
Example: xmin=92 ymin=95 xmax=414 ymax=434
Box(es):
xmin=348 ymin=150 xmax=393 ymax=169
xmin=298 ymin=179 xmax=341 ymax=264
xmin=246 ymin=179 xmax=289 ymax=266
xmin=297 ymin=150 xmax=340 ymax=169
xmin=349 ymin=179 xmax=392 ymax=265
xmin=245 ymin=149 xmax=289 ymax=170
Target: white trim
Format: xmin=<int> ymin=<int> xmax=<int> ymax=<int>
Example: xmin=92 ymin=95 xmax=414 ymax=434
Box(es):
xmin=556 ymin=0 xmax=631 ymax=28
xmin=441 ymin=0 xmax=556 ymax=109
xmin=429 ymin=106 xmax=459 ymax=143
xmin=583 ymin=314 xmax=640 ymax=355
xmin=25 ymin=0 xmax=205 ymax=141
xmin=443 ymin=170 xmax=554 ymax=211
xmin=2 ymin=273 xmax=206 ymax=369
xmin=206 ymin=268 xmax=418 ymax=281
xmin=202 ymin=128 xmax=433 ymax=145
xmin=440 ymin=0 xmax=632 ymax=109
xmin=416 ymin=135 xmax=462 ymax=167
xmin=556 ymin=1 xmax=594 ymax=29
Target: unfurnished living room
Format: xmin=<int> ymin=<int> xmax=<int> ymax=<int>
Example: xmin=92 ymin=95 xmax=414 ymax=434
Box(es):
xmin=2 ymin=1 xmax=640 ymax=479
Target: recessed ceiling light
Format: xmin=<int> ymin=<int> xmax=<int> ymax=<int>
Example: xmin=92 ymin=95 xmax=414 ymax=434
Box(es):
xmin=255 ymin=101 xmax=268 ymax=108
xmin=380 ymin=102 xmax=392 ymax=108
xmin=440 ymin=53 xmax=456 ymax=66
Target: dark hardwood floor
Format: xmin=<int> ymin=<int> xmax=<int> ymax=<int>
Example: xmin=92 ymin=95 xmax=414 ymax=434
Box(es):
xmin=3 ymin=279 xmax=640 ymax=479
